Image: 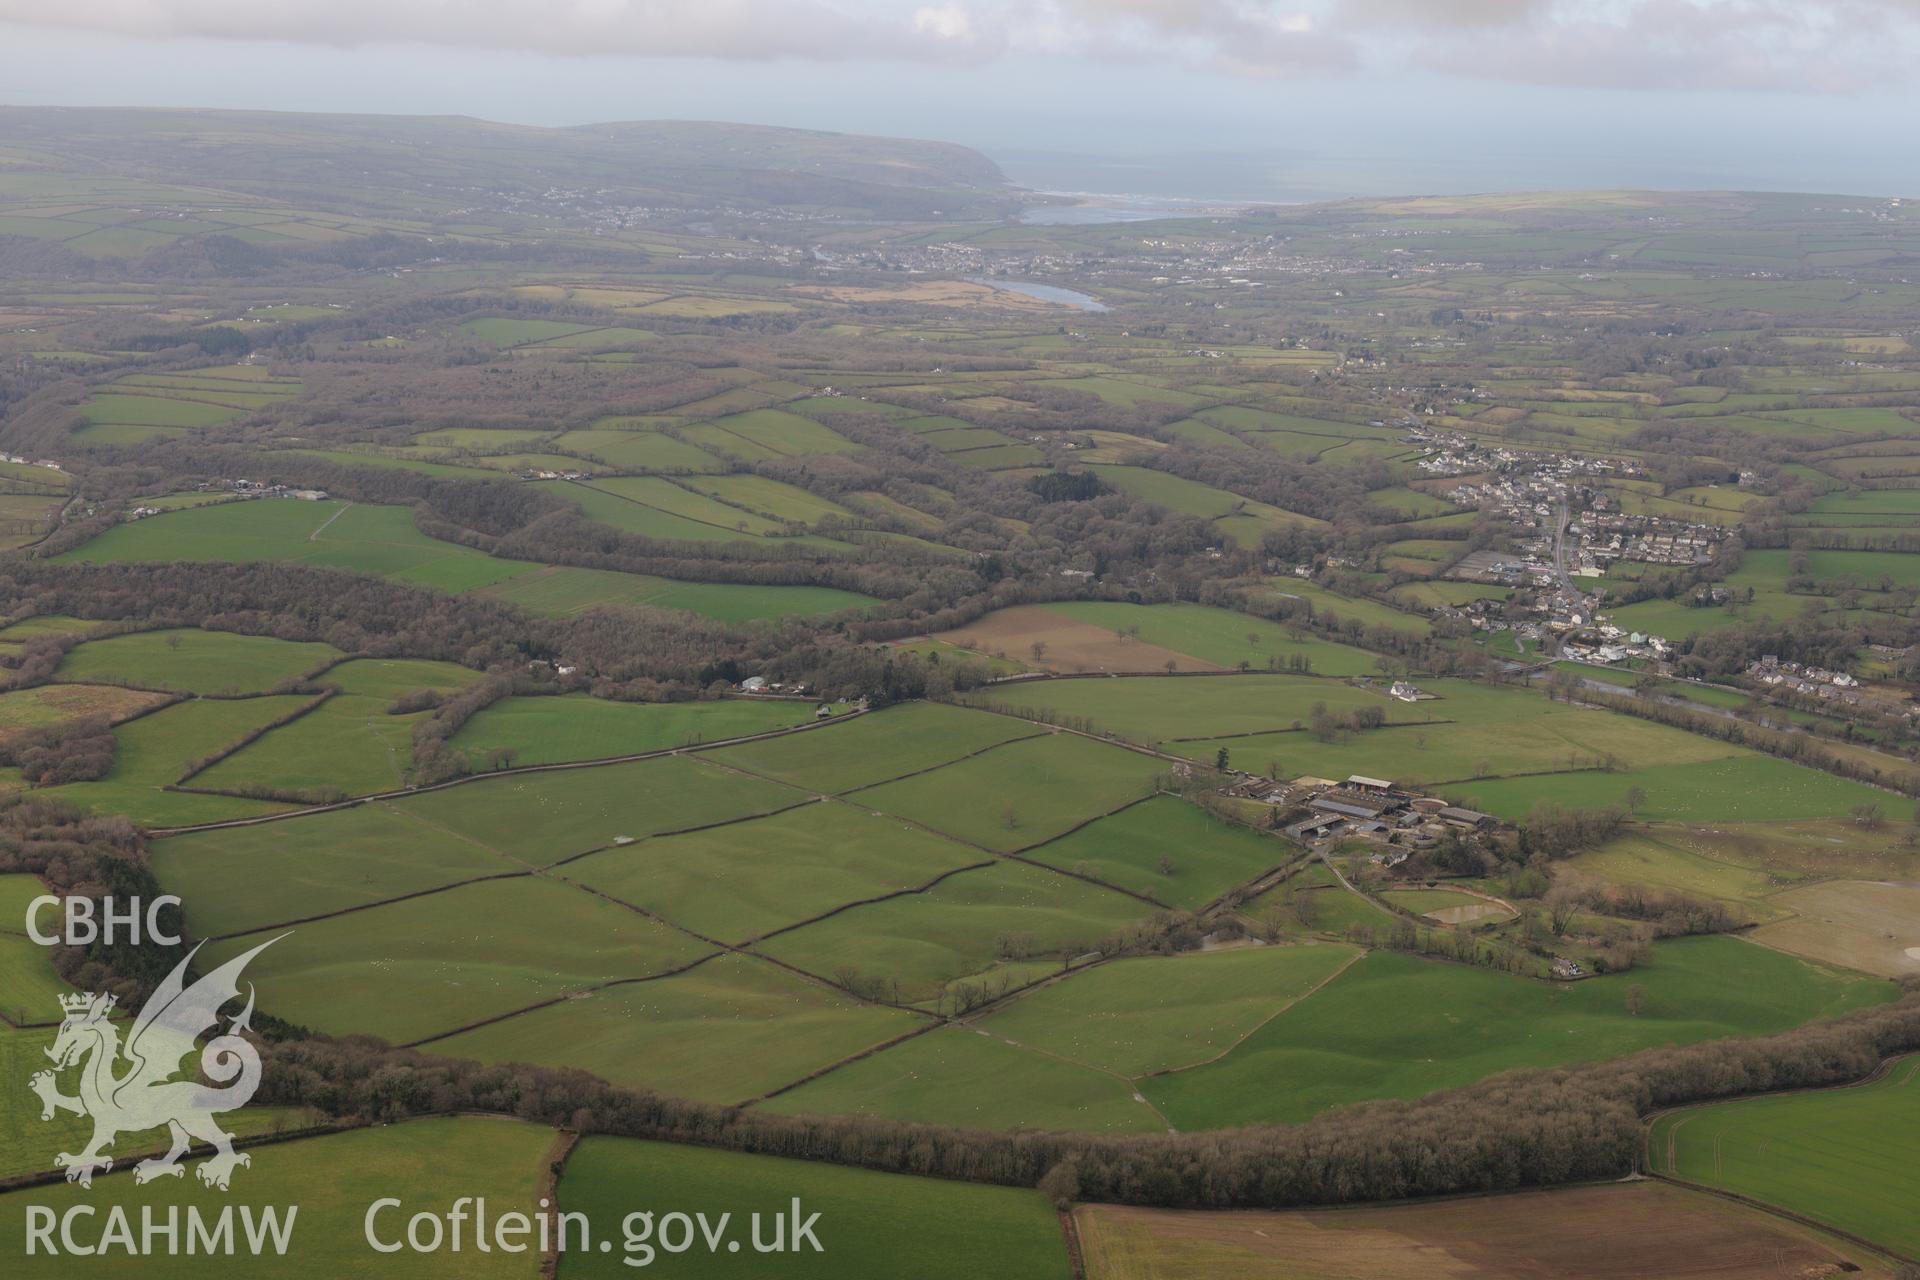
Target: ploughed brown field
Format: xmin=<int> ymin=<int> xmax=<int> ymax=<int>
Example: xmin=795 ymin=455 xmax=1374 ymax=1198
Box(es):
xmin=1750 ymin=879 xmax=1920 ymax=978
xmin=1075 ymin=1181 xmax=1892 ymax=1280
xmin=932 ymin=605 xmax=1219 ymax=674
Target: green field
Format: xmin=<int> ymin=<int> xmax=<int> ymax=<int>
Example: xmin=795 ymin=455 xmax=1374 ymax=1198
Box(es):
xmin=681 ymin=409 xmax=860 ymax=460
xmin=979 ymin=942 xmax=1361 ymax=1076
xmin=1020 ymin=795 xmax=1290 ymax=908
xmin=556 ymin=1136 xmax=1070 ymax=1278
xmin=548 ymin=428 xmax=723 ymax=472
xmin=0 ymin=1117 xmax=552 ymax=1278
xmin=57 ymin=499 xmax=532 ymax=591
xmin=1441 ymin=754 xmax=1914 ymax=824
xmin=189 ymin=678 xmax=475 ymax=797
xmin=851 ymin=732 xmax=1162 ymax=851
xmin=568 ymin=801 xmax=984 ymax=943
xmin=477 ymin=566 xmax=876 ymax=621
xmin=433 ymin=953 xmax=919 ymax=1103
xmin=1142 ymin=938 xmax=1895 ymax=1128
xmin=1043 ymin=601 xmax=1380 ymax=675
xmin=707 ymin=701 xmax=1033 ymax=794
xmin=55 ymin=628 xmax=338 ymax=694
xmin=757 ymin=859 xmax=1154 ymax=1004
xmin=969 ymin=674 xmax=1423 ymax=745
xmin=157 ymin=753 xmax=807 ymax=936
xmin=1257 ymin=579 xmax=1433 ymax=637
xmin=762 ymin=1023 xmax=1165 ymax=1134
xmin=1648 ymin=1054 xmax=1920 ymax=1257
xmin=201 ymin=875 xmax=715 ymax=1042
xmin=1087 ymin=466 xmax=1323 ymax=547
xmin=46 ymin=695 xmax=316 ymax=827
xmin=451 ymin=694 xmax=816 ymax=766
xmin=154 ymin=800 xmax=528 ymax=937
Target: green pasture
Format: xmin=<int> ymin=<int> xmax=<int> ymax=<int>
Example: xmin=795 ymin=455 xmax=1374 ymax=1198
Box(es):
xmin=968 ymin=673 xmax=1420 ymax=745
xmin=707 ymin=701 xmax=1032 ymax=794
xmin=1044 ymin=601 xmax=1379 ymax=675
xmin=549 ymin=428 xmax=722 ymax=472
xmin=556 ymin=1136 xmax=1071 ymax=1279
xmin=56 ymin=499 xmax=532 ymax=591
xmin=1143 ymin=938 xmax=1895 ymax=1128
xmin=55 ymin=628 xmax=337 ymax=694
xmin=757 ymin=860 xmax=1153 ymax=1004
xmin=1022 ymin=796 xmax=1290 ymax=908
xmin=1441 ymin=754 xmax=1914 ymax=824
xmin=568 ymin=801 xmax=984 ymax=943
xmin=684 ymin=409 xmax=860 ymax=460
xmin=1256 ymin=579 xmax=1433 ymax=637
xmin=383 ymin=753 xmax=807 ymax=865
xmin=46 ymin=695 xmax=315 ymax=827
xmin=433 ymin=953 xmax=918 ymax=1104
xmin=154 ymin=799 xmax=526 ymax=938
xmin=1648 ymin=1054 xmax=1920 ymax=1257
xmin=476 ymin=566 xmax=875 ymax=621
xmin=681 ymin=474 xmax=854 ymax=524
xmin=0 ymin=1116 xmax=553 ymax=1278
xmin=980 ymin=942 xmax=1360 ymax=1077
xmin=202 ymin=875 xmax=714 ymax=1042
xmin=852 ymin=732 xmax=1162 ymax=851
xmin=190 ymin=692 xmax=418 ymax=797
xmin=761 ymin=1024 xmax=1163 ymax=1135
xmin=451 ymin=694 xmax=814 ymax=767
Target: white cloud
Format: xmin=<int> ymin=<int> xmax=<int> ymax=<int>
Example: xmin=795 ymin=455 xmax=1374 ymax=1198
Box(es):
xmin=913 ymin=3 xmax=975 ymax=41
xmin=0 ymin=0 xmax=1914 ymax=89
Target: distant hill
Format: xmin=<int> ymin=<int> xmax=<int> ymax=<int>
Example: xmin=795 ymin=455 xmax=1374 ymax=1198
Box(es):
xmin=0 ymin=107 xmax=1022 ymax=248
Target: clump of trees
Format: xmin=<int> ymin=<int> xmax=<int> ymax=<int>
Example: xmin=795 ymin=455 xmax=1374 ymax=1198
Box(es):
xmin=0 ymin=797 xmax=176 ymax=1009
xmin=0 ymin=715 xmax=118 ymax=785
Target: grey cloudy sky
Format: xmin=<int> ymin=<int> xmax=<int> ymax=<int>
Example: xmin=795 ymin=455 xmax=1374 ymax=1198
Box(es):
xmin=2 ymin=1 xmax=1916 ymax=198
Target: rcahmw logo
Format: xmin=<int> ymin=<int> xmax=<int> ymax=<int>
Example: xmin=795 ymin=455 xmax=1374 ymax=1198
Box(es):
xmin=22 ymin=935 xmax=301 ymax=1259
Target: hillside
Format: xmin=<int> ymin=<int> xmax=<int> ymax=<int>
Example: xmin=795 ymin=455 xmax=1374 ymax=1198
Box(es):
xmin=0 ymin=107 xmax=1022 ymax=246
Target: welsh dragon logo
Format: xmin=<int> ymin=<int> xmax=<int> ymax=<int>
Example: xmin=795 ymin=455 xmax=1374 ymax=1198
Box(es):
xmin=28 ymin=937 xmax=281 ymax=1191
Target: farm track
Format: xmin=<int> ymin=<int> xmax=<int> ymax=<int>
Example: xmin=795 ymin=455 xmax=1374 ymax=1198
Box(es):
xmin=536 ymin=1130 xmax=582 ymax=1280
xmin=307 ymin=499 xmax=352 ymax=541
xmin=1141 ymin=946 xmax=1367 ymax=1079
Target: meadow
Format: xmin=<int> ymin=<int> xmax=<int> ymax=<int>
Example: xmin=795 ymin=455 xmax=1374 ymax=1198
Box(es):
xmin=1650 ymin=1054 xmax=1920 ymax=1257
xmin=761 ymin=1023 xmax=1165 ymax=1133
xmin=157 ymin=752 xmax=808 ymax=936
xmin=755 ymin=859 xmax=1156 ymax=1004
xmin=1043 ymin=601 xmax=1380 ymax=675
xmin=556 ymin=1137 xmax=1071 ymax=1279
xmin=706 ymin=700 xmax=1033 ymax=793
xmin=977 ymin=942 xmax=1361 ymax=1076
xmin=1140 ymin=938 xmax=1894 ymax=1128
xmin=0 ymin=1117 xmax=553 ymax=1279
xmin=59 ymin=497 xmax=878 ymax=623
xmin=566 ymin=801 xmax=986 ymax=944
xmin=0 ymin=681 xmax=165 ymax=740
xmin=448 ymin=693 xmax=817 ymax=767
xmin=967 ymin=673 xmax=1422 ymax=745
xmin=849 ymin=732 xmax=1163 ymax=851
xmin=430 ymin=953 xmax=920 ymax=1104
xmin=198 ymin=875 xmax=716 ymax=1042
xmin=1020 ymin=795 xmax=1292 ymax=908
xmin=45 ymin=695 xmax=315 ymax=826
xmin=55 ymin=628 xmax=338 ymax=694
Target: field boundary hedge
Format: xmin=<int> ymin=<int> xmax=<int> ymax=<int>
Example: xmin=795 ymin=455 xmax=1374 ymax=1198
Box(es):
xmin=145 ymin=707 xmax=868 ymax=835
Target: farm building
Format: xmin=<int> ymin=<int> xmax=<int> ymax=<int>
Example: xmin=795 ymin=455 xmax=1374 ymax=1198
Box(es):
xmin=1438 ymin=807 xmax=1495 ymax=829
